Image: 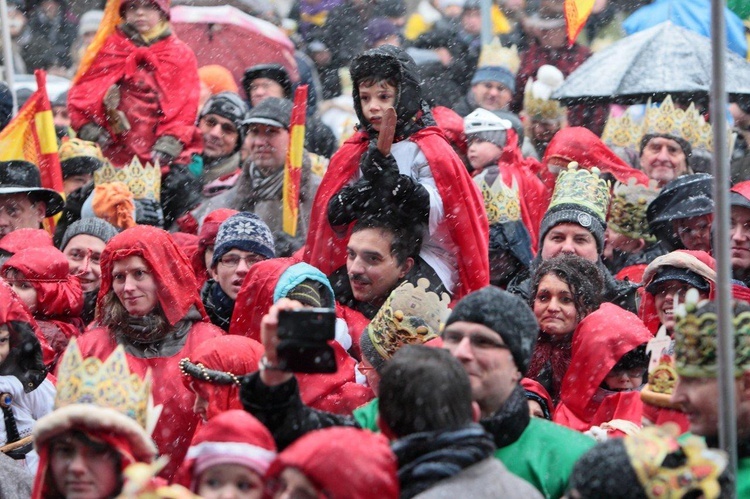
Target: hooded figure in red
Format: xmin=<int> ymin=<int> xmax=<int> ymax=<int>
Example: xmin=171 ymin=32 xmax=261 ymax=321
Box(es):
xmin=540 ymin=127 xmax=651 ymax=201
xmin=76 ymin=225 xmax=223 ymax=480
xmin=2 ymin=247 xmax=84 ymax=368
xmin=264 ymin=427 xmax=399 ymax=499
xmin=68 ymin=0 xmax=201 ymax=167
xmin=230 ymin=257 xmax=374 ymax=414
xmin=554 ymin=303 xmax=653 ymax=436
xmin=180 ymin=335 xmax=264 ymax=422
xmin=190 ymin=208 xmax=238 ymax=288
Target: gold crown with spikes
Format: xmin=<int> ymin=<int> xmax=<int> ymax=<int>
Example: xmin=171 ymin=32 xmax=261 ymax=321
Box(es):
xmin=673 ymin=289 xmax=750 ymax=378
xmin=624 ymin=423 xmax=728 ymax=499
xmin=365 ymin=278 xmax=451 ymax=361
xmin=477 ymin=39 xmax=520 ymax=75
xmin=548 ymin=162 xmax=611 ymax=222
xmin=477 ymin=176 xmax=522 ymax=225
xmin=522 ymin=66 xmax=566 ymax=121
xmin=94 ymin=156 xmax=161 ymax=201
xmin=601 ymin=110 xmax=643 ymax=150
xmin=55 ymin=339 xmax=156 ymax=432
xmin=608 ymin=178 xmax=660 ymax=242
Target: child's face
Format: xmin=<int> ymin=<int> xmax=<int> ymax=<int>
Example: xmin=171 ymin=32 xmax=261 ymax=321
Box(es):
xmin=358 ymin=81 xmax=397 ymax=132
xmin=124 ymin=0 xmax=163 ymax=35
xmin=197 ymin=463 xmax=263 ymax=499
xmin=0 ymin=326 xmax=9 ymax=365
xmin=603 ymin=367 xmax=647 ymax=392
xmin=467 ymin=137 xmax=503 ymax=170
xmin=3 ymin=268 xmax=37 ymax=314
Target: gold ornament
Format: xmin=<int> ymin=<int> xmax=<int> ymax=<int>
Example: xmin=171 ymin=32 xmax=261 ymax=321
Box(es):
xmin=476 ymin=38 xmax=520 ymax=75
xmin=365 ymin=278 xmax=450 ymax=362
xmin=548 ymin=162 xmax=611 ymax=222
xmin=624 ymin=424 xmax=727 ymax=499
xmin=94 ymin=156 xmax=161 ymax=201
xmin=476 ymin=176 xmax=522 ymax=225
xmin=608 ymin=178 xmax=660 ymax=242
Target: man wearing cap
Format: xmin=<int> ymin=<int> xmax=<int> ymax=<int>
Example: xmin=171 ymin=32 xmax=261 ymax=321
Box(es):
xmin=197 ymin=92 xmax=250 ymax=198
xmin=670 ymin=297 xmax=750 ymax=496
xmin=452 ymin=46 xmax=516 ymax=117
xmin=0 ymin=160 xmax=64 ymax=238
xmin=201 ymin=212 xmax=274 ymax=331
xmin=729 ymin=181 xmax=750 ymax=287
xmin=192 ymin=98 xmax=320 ymax=253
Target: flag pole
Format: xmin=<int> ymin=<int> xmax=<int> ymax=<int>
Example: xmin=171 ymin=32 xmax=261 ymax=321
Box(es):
xmin=0 ymin=0 xmax=17 ymax=114
xmin=710 ymin=0 xmax=738 ymax=480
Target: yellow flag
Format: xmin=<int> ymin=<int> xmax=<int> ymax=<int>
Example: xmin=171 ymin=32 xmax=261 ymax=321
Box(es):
xmin=564 ymin=0 xmax=595 ymax=45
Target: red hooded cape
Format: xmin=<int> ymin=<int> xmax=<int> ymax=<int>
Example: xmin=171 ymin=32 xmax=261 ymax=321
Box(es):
xmin=302 ymin=127 xmax=489 ymax=300
xmin=68 ymin=27 xmax=201 ymax=166
xmin=539 ymin=127 xmax=651 ymax=201
xmin=181 ymin=335 xmax=264 ymax=421
xmin=265 ymin=427 xmax=399 ymax=499
xmin=0 ymin=281 xmax=54 ymax=373
xmin=230 ymin=258 xmax=374 ymax=414
xmin=554 ymin=303 xmax=653 ymax=435
xmin=79 ymin=225 xmax=223 ymax=480
xmin=3 ymin=248 xmax=84 ymax=367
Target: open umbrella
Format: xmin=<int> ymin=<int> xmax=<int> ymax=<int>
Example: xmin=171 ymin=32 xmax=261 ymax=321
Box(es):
xmin=623 ymin=0 xmax=747 ymax=57
xmin=552 ymin=21 xmax=750 ymax=106
xmin=170 ymin=5 xmax=298 ymax=92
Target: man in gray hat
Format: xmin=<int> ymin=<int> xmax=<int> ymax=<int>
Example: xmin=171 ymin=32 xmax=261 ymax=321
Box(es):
xmin=0 ymin=160 xmax=64 ymax=238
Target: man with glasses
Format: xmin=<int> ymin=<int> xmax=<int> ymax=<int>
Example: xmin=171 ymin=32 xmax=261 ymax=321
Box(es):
xmin=201 ymin=212 xmax=275 ymax=330
xmin=192 ymin=98 xmax=320 ymax=254
xmin=196 ymin=92 xmax=250 ymax=198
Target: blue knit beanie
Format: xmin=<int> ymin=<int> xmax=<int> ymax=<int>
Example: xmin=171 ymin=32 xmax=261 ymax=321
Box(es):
xmin=211 ymin=212 xmax=275 ymax=267
xmin=471 ymin=66 xmax=516 ymax=93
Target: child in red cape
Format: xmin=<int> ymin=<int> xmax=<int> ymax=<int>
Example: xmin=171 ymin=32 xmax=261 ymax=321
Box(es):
xmin=68 ymin=0 xmax=201 ymax=167
xmin=303 ymin=45 xmax=488 ymax=302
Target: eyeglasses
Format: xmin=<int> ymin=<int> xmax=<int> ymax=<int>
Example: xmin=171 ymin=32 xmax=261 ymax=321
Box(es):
xmin=217 ymin=254 xmax=265 ymax=268
xmin=357 ymin=361 xmax=375 ymax=374
xmin=200 ymin=116 xmax=238 ymax=136
xmin=442 ymin=330 xmax=511 ymax=351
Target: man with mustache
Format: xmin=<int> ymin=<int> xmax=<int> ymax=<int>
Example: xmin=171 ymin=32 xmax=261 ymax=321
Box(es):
xmin=730 ymin=181 xmax=750 ymax=287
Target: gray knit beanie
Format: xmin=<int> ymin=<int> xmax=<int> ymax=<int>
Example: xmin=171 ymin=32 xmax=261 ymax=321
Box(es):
xmin=538 ymin=203 xmax=606 ymax=254
xmin=60 ymin=218 xmax=119 ymax=251
xmin=444 ymin=286 xmax=538 ymax=375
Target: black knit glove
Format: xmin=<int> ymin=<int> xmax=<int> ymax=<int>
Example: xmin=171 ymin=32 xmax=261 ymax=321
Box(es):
xmin=327 ymin=177 xmax=375 ymax=227
xmin=388 ymin=174 xmax=430 ymax=225
xmin=360 ymin=141 xmax=399 ymax=182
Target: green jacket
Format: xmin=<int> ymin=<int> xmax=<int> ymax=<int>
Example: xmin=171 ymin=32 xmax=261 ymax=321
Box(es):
xmin=740 ymin=456 xmax=750 ymax=498
xmin=353 ymin=398 xmax=380 ymax=432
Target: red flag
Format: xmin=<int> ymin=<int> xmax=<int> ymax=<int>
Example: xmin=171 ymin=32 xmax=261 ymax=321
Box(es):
xmin=283 ymin=85 xmax=308 ymax=237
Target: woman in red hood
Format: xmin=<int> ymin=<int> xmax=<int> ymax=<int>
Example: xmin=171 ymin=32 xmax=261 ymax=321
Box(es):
xmin=264 ymin=426 xmax=399 ymax=499
xmin=554 ymin=303 xmax=652 ymax=437
xmin=540 ymin=127 xmax=650 ymax=201
xmin=2 ymin=247 xmax=84 ymax=370
xmin=76 ymin=225 xmax=224 ymax=480
xmin=230 ymin=258 xmax=373 ymax=415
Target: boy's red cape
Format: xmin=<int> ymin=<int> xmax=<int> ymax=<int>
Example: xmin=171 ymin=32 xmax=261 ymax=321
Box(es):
xmin=303 ymin=127 xmax=489 ymax=300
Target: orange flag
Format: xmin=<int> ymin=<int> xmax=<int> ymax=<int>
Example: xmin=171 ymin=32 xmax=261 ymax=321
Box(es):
xmin=283 ymin=85 xmax=308 ymax=237
xmin=564 ymin=0 xmax=595 ymax=45
xmin=0 ymin=71 xmax=64 ymax=232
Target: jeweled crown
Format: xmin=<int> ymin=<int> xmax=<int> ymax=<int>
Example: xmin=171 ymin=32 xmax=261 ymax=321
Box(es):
xmin=94 ymin=156 xmax=161 ymax=201
xmin=477 ymin=38 xmax=520 ymax=75
xmin=673 ymin=289 xmax=750 ymax=378
xmin=366 ymin=278 xmax=450 ymax=361
xmin=608 ymin=178 xmax=660 ymax=242
xmin=55 ymin=339 xmax=153 ymax=431
xmin=477 ymin=177 xmax=522 ymax=225
xmin=548 ymin=162 xmax=611 ymax=222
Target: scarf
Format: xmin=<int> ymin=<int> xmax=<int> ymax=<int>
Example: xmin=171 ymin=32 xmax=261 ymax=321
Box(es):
xmin=480 ymin=384 xmax=530 ymax=449
xmin=114 ymin=307 xmax=200 ymax=358
xmin=526 ymin=331 xmax=573 ymax=404
xmin=232 ymin=163 xmax=284 ymax=212
xmin=205 ymin=280 xmax=234 ymax=331
xmin=393 ymin=424 xmax=495 ymax=499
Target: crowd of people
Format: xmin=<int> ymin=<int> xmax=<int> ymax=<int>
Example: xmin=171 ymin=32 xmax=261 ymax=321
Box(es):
xmin=0 ymin=0 xmax=749 ymax=497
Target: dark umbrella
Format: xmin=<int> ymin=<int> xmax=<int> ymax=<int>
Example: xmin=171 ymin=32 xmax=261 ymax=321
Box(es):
xmin=552 ymin=21 xmax=750 ymax=106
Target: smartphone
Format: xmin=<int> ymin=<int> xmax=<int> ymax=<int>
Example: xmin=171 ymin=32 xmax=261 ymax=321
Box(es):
xmin=276 ymin=308 xmax=337 ymax=373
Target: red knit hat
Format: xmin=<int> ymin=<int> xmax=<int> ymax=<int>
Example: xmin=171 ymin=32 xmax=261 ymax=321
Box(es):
xmin=177 ymin=410 xmax=276 ymax=491
xmin=265 ymin=427 xmax=399 ymax=499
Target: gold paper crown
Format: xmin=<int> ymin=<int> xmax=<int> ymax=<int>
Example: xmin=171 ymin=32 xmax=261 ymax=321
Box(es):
xmin=366 ymin=278 xmax=450 ymax=361
xmin=477 ymin=39 xmax=520 ymax=75
xmin=59 ymin=138 xmax=106 ymax=162
xmin=641 ymin=354 xmax=680 ymax=409
xmin=608 ymin=178 xmax=660 ymax=242
xmin=624 ymin=424 xmax=727 ymax=499
xmin=94 ymin=156 xmax=161 ymax=201
xmin=673 ymin=289 xmax=750 ymax=378
xmin=522 ymin=66 xmax=566 ymax=121
xmin=601 ymin=96 xmax=714 ymax=153
xmin=55 ymin=339 xmax=153 ymax=430
xmin=477 ymin=177 xmax=522 ymax=225
xmin=548 ymin=162 xmax=611 ymax=222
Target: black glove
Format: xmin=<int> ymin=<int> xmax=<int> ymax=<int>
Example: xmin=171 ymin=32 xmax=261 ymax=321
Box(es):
xmin=134 ymin=197 xmax=165 ymax=227
xmin=327 ymin=177 xmax=375 ymax=227
xmin=161 ymin=164 xmax=202 ymax=228
xmin=151 ymin=150 xmax=175 ymax=167
xmin=387 ymin=174 xmax=431 ymax=225
xmin=360 ymin=141 xmax=399 ymax=182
